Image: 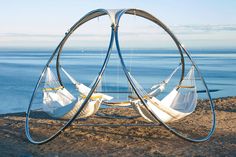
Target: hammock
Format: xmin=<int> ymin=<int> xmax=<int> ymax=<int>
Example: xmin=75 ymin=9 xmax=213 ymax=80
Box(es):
xmin=60 ymin=67 xmax=113 ymax=101
xmin=148 ymin=63 xmax=181 ymax=97
xmin=131 ymin=66 xmax=197 ymax=123
xmin=42 ymin=67 xmax=113 ymax=119
xmin=103 ymin=64 xmax=181 ymax=107
xmin=42 ymin=67 xmax=76 ymax=112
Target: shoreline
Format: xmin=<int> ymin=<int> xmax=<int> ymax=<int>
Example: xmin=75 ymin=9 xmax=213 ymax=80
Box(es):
xmin=1 ymin=95 xmax=235 ymax=116
xmin=0 ymin=96 xmax=235 ymax=156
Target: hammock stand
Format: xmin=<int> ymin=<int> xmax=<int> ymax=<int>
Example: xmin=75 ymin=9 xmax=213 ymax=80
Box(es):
xmin=25 ymin=8 xmax=216 ymax=144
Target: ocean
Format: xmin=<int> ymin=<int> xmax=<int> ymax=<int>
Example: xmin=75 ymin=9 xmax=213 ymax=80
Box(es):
xmin=0 ymin=49 xmax=236 ymax=114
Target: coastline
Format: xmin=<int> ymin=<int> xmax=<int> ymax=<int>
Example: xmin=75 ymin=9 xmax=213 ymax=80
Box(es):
xmin=0 ymin=96 xmax=235 ymax=156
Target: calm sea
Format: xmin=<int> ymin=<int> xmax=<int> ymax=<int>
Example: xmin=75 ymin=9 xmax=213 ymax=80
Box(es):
xmin=0 ymin=49 xmax=236 ymax=114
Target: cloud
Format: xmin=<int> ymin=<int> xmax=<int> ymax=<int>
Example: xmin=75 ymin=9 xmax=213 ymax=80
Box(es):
xmin=171 ymin=24 xmax=236 ymax=34
xmin=132 ymin=24 xmax=236 ymax=35
xmin=0 ymin=32 xmax=110 ymax=38
xmin=116 ymin=24 xmax=236 ymax=37
xmin=1 ymin=24 xmax=236 ymax=38
xmin=0 ymin=33 xmax=60 ymax=38
xmin=1 ymin=24 xmax=236 ymax=49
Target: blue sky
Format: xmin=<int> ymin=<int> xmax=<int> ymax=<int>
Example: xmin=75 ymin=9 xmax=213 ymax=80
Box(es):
xmin=0 ymin=0 xmax=236 ymax=50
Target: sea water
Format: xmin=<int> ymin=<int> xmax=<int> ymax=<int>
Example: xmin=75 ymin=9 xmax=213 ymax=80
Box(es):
xmin=0 ymin=49 xmax=236 ymax=114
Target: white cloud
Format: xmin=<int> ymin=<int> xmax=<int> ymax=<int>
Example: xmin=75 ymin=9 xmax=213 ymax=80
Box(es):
xmin=1 ymin=24 xmax=236 ymax=49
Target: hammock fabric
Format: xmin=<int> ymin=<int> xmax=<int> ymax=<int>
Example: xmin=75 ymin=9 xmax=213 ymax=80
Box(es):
xmin=148 ymin=63 xmax=181 ymax=97
xmin=103 ymin=64 xmax=181 ymax=107
xmin=42 ymin=67 xmax=113 ymax=119
xmin=42 ymin=67 xmax=75 ymax=113
xmin=131 ymin=66 xmax=197 ymax=123
xmin=46 ymin=96 xmax=104 ymax=119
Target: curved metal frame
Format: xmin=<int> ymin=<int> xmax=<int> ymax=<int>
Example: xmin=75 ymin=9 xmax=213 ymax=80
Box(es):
xmin=25 ymin=8 xmax=216 ymax=144
xmin=25 ymin=9 xmax=115 ymax=144
xmin=115 ymin=9 xmax=216 ymax=142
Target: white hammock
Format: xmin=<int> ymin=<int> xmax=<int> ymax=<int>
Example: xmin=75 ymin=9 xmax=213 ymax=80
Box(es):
xmin=60 ymin=67 xmax=113 ymax=101
xmin=42 ymin=67 xmax=113 ymax=119
xmin=104 ymin=64 xmax=181 ymax=107
xmin=42 ymin=67 xmax=76 ymax=113
xmin=46 ymin=96 xmax=104 ymax=119
xmin=131 ymin=66 xmax=197 ymax=123
xmin=148 ymin=63 xmax=181 ymax=97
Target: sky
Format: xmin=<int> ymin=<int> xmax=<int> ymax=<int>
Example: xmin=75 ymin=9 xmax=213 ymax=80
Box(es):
xmin=0 ymin=0 xmax=236 ymax=50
